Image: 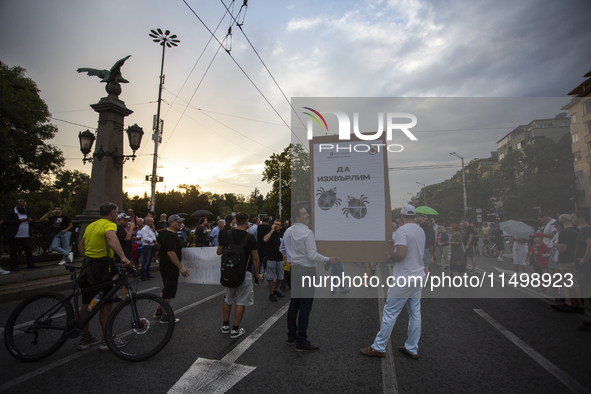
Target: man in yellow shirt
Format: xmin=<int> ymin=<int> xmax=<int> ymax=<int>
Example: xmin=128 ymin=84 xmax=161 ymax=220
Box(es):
xmin=77 ymin=202 xmax=131 ymax=351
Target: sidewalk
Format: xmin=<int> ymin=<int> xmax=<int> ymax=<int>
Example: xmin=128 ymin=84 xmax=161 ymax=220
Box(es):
xmin=0 ymin=259 xmax=158 ymax=304
xmin=0 ymin=259 xmax=77 ymax=303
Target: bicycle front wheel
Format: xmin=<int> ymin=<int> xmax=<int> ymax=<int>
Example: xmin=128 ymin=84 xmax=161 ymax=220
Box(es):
xmin=483 ymin=245 xmax=495 ymax=257
xmin=4 ymin=292 xmax=74 ymax=361
xmin=105 ymin=293 xmax=175 ymax=362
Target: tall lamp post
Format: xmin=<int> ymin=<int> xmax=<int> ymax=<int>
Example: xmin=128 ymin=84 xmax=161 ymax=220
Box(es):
xmin=416 ymin=182 xmax=426 ymax=206
xmin=450 ymin=152 xmax=467 ymax=219
xmin=148 ymin=29 xmax=180 ymax=212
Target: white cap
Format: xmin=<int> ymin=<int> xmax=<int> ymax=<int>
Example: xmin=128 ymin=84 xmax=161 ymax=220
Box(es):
xmin=117 ymin=213 xmax=130 ymax=220
xmin=401 ymin=204 xmax=416 ymax=216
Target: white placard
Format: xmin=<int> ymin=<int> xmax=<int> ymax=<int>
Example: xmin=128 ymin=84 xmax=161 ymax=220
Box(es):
xmin=179 ymin=247 xmax=221 ymax=285
xmin=313 ymin=141 xmax=386 ymax=241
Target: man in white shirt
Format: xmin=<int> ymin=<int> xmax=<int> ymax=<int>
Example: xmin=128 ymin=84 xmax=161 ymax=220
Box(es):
xmin=137 ymin=216 xmax=158 ymax=281
xmin=287 ymin=203 xmax=339 ymax=352
xmin=248 ymin=217 xmax=259 ymax=237
xmin=361 ymin=204 xmax=425 ymax=360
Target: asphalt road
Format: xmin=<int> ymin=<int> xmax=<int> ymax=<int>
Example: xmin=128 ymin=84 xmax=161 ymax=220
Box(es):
xmin=1 ymin=251 xmax=591 ymax=394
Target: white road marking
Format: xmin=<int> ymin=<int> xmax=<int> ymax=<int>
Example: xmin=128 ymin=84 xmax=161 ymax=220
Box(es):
xmin=375 ymin=264 xmax=398 ymax=394
xmin=0 ymin=289 xmax=223 ymax=393
xmin=168 ymin=302 xmax=290 ymax=394
xmin=474 ymin=309 xmax=590 ymax=394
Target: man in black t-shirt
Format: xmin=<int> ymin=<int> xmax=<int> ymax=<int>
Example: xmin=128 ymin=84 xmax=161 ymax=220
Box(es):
xmin=217 ymin=212 xmax=261 ymax=339
xmin=194 ymin=217 xmax=210 ymax=247
xmin=462 ymin=219 xmax=477 ymax=273
xmin=40 ymin=205 xmax=73 ymax=265
xmin=256 ymin=216 xmax=272 ymax=282
xmin=154 ymin=213 xmax=168 ymax=265
xmin=115 ymin=213 xmax=134 ymax=262
xmin=153 ymin=214 xmax=189 ymax=324
xmin=263 ymin=219 xmax=286 ymax=302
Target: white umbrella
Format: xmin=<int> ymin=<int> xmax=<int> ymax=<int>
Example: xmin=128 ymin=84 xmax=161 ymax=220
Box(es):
xmin=499 ymin=220 xmax=535 ymax=240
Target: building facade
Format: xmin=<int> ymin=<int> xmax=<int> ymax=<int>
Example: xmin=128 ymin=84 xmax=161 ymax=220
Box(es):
xmin=497 ymin=115 xmax=571 ymax=161
xmin=563 ymin=69 xmax=591 ymax=213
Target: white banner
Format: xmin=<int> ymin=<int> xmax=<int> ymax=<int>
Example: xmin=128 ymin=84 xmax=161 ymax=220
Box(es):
xmin=178 ymin=247 xmax=221 ymax=285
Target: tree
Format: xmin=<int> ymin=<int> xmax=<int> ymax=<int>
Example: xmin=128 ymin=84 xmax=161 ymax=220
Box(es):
xmin=53 ymin=170 xmax=90 ymax=217
xmin=262 ymin=143 xmax=310 ymax=220
xmin=0 ymin=63 xmax=64 ymax=208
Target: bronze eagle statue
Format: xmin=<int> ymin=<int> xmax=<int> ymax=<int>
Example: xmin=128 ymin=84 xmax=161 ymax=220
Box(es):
xmin=77 ymin=55 xmax=131 ymax=83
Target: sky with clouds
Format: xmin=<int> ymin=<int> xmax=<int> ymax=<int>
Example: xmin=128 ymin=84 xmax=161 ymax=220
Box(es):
xmin=1 ymin=0 xmax=590 ymax=209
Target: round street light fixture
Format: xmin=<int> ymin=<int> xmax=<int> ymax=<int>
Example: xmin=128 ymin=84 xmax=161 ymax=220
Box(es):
xmin=78 ymin=129 xmax=96 ymax=163
xmin=126 ymin=123 xmax=144 ymax=153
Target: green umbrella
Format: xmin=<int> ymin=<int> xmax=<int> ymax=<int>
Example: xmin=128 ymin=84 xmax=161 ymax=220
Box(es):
xmin=415 ymin=206 xmax=438 ymax=215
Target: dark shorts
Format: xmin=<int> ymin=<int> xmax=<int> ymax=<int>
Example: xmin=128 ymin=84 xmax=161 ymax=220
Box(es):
xmin=495 ymin=241 xmax=505 ymax=251
xmin=465 ymin=245 xmax=475 ymax=257
xmin=161 ymin=268 xmax=180 ymax=299
xmin=80 ymin=259 xmax=117 ymax=304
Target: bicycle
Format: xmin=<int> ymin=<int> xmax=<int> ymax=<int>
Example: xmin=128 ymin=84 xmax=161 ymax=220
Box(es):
xmin=3 ymin=263 xmax=175 ymax=362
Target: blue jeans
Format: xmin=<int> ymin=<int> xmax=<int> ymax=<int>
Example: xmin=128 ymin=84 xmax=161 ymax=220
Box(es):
xmin=141 ymin=245 xmax=154 ymax=279
xmin=372 ymin=279 xmax=423 ymax=354
xmin=330 ymin=262 xmax=346 ymax=291
xmin=51 ymin=232 xmax=71 ymax=259
xmin=423 ymin=248 xmax=430 ymax=267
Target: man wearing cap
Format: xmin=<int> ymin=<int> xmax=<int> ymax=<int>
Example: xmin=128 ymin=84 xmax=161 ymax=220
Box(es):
xmin=361 ymin=204 xmax=426 ymax=359
xmin=153 ymin=214 xmax=189 ymax=324
xmin=416 ymin=214 xmax=435 ymax=273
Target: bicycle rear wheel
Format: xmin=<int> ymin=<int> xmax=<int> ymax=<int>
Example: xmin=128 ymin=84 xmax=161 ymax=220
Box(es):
xmin=4 ymin=292 xmax=74 ymax=361
xmin=483 ymin=245 xmax=495 ymax=258
xmin=105 ymin=293 xmax=175 ymax=362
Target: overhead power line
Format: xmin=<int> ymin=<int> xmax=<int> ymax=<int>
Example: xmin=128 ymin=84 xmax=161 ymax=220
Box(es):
xmin=182 ymin=0 xmax=306 ymax=149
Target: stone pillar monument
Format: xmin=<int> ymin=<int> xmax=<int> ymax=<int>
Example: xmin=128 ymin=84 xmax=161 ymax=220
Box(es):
xmin=77 ymin=82 xmax=133 ymax=235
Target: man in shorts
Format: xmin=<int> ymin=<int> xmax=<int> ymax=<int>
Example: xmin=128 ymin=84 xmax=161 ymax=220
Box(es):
xmin=263 ymin=219 xmax=286 ymax=302
xmin=77 ymin=202 xmax=131 ymax=351
xmin=153 ymin=214 xmax=189 ymax=323
xmin=217 ymin=212 xmax=261 ymax=338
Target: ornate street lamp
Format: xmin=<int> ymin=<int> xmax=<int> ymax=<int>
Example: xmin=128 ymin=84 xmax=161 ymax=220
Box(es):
xmin=127 ymin=123 xmax=144 ymax=152
xmin=79 ymin=130 xmax=96 ymax=163
xmin=79 ymin=124 xmax=144 ymax=169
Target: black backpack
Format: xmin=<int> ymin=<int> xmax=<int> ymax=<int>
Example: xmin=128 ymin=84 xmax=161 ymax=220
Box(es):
xmin=220 ymin=230 xmax=252 ymax=288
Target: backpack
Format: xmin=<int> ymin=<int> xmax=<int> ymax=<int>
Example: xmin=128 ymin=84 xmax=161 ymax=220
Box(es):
xmin=220 ymin=230 xmax=252 ymax=288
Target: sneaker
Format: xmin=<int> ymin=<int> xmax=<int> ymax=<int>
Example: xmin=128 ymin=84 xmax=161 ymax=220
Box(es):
xmin=469 ymin=269 xmax=475 ymax=273
xmin=153 ymin=309 xmax=163 ymax=318
xmin=296 ymin=340 xmax=319 ymax=352
xmin=436 ymin=264 xmax=442 ymax=269
xmin=0 ymin=268 xmax=10 ymax=275
xmin=155 ymin=260 xmax=160 ymax=265
xmin=160 ymin=315 xmax=180 ymax=324
xmin=230 ymin=327 xmax=245 ymax=339
xmin=221 ymin=325 xmax=230 ymax=334
xmin=100 ymin=337 xmax=128 ymax=351
xmin=78 ymin=335 xmax=101 ymax=350
xmin=273 ymin=290 xmax=285 ymax=298
xmin=287 ymin=338 xmax=296 ymax=345
xmin=58 ymin=259 xmax=67 ymax=266
xmin=254 ymin=282 xmax=259 ymax=287
xmin=497 ymin=257 xmax=503 ymax=262
xmin=68 ymin=252 xmax=73 ymax=262
xmin=269 ymin=294 xmax=278 ymax=302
